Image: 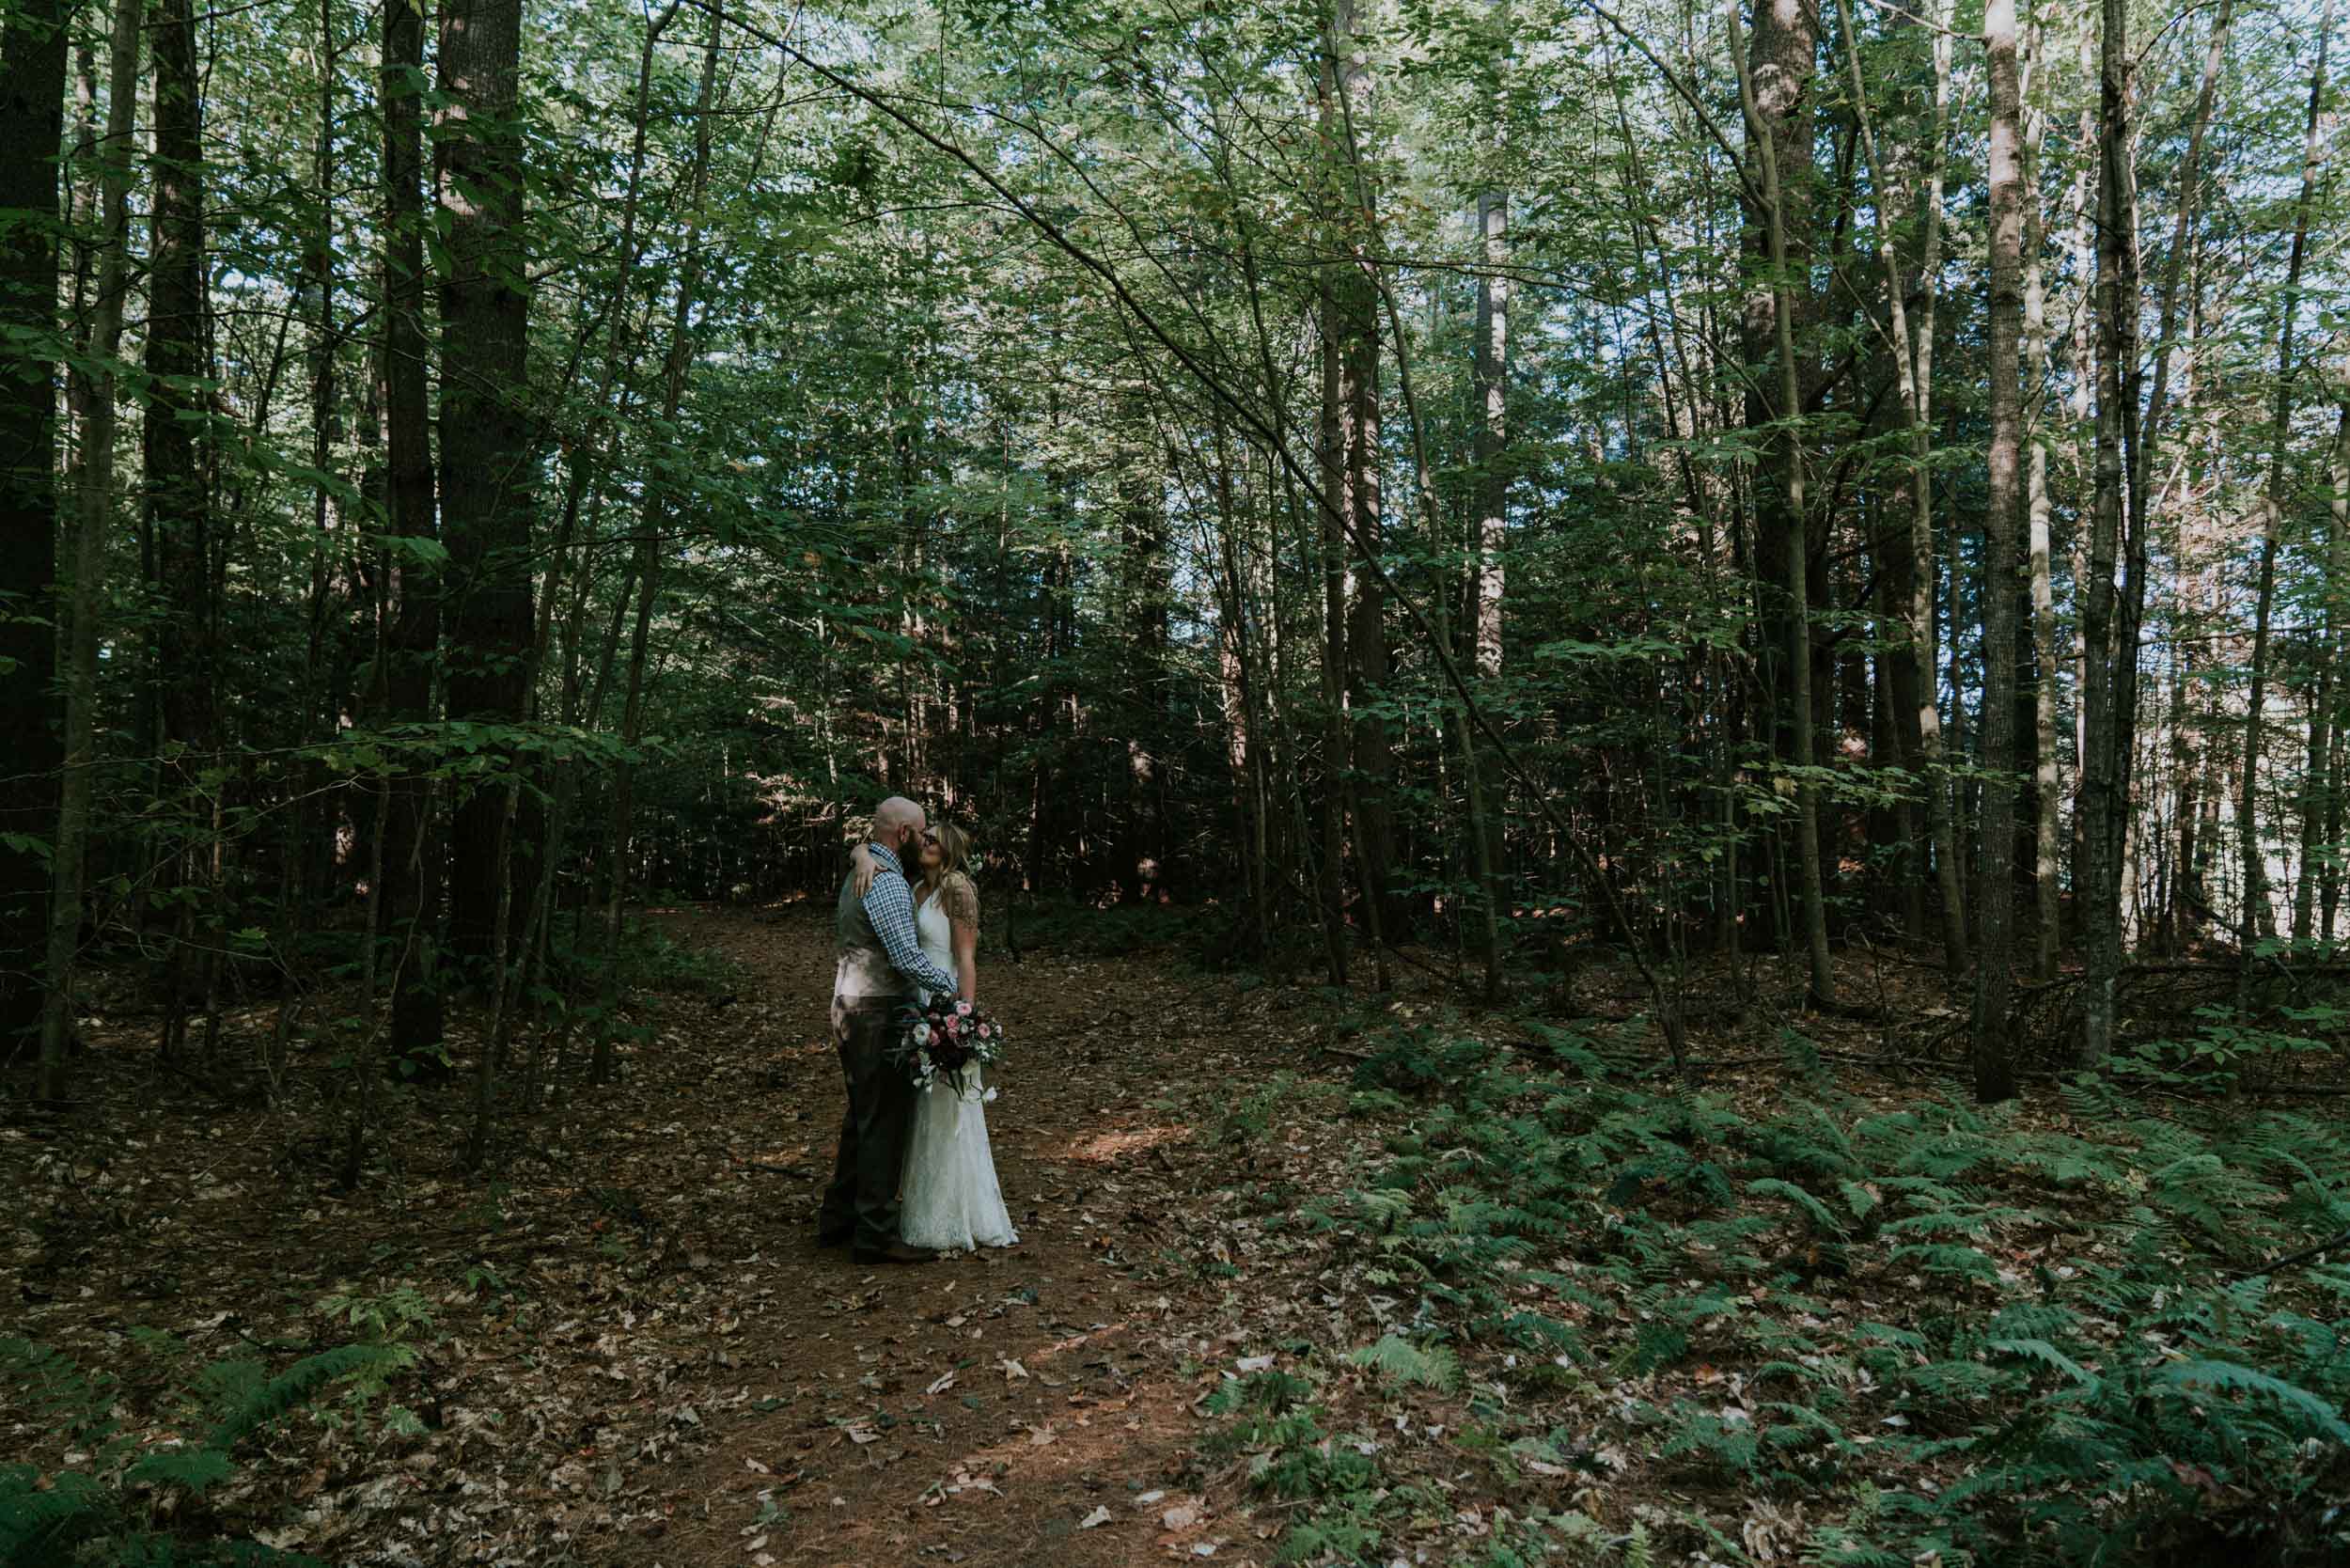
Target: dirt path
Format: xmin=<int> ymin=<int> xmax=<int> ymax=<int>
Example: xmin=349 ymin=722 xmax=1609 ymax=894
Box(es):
xmin=646 ymin=906 xmax=1324 ymax=1568
xmin=6 ymin=904 xmax=1367 ymax=1568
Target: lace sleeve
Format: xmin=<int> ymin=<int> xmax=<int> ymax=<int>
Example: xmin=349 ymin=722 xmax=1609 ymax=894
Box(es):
xmin=941 ymin=874 xmax=980 ymax=929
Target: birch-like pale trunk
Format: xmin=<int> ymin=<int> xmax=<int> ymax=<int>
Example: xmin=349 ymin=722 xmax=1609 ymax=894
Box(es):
xmin=2021 ymin=12 xmax=2060 ymax=982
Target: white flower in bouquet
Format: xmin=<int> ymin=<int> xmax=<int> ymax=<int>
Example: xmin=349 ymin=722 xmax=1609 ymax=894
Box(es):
xmin=912 ymin=1021 xmax=931 ymax=1045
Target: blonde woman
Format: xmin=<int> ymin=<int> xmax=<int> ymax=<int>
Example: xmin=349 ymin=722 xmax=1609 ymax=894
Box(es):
xmin=851 ymin=823 xmax=1018 ymax=1251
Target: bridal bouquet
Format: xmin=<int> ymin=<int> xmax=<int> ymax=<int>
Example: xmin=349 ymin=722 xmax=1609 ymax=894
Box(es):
xmin=892 ymin=995 xmax=1004 ymax=1098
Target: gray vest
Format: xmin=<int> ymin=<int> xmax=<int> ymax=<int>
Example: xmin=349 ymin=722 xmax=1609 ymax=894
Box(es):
xmin=835 ymin=869 xmax=909 ymax=1006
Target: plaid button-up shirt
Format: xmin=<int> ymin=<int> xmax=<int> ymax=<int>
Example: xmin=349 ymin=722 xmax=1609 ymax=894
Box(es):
xmin=862 ymin=842 xmax=962 ymax=998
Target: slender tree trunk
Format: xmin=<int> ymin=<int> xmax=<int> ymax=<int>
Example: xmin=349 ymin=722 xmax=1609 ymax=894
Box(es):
xmin=588 ymin=8 xmax=723 ymax=1092
xmin=2305 ymin=407 xmax=2350 ymax=942
xmin=1467 ymin=0 xmax=1512 ymax=992
xmin=1324 ymin=0 xmax=1397 ymax=968
xmin=380 ymin=0 xmax=443 ymax=1063
xmin=146 ymin=0 xmax=213 ymax=1062
xmin=1835 ymin=0 xmax=1963 ymax=970
xmin=1316 ymin=282 xmax=1353 ymax=987
xmin=1731 ymin=0 xmax=1831 ymax=1005
xmin=286 ymin=0 xmax=341 ymax=961
xmin=2022 ymin=15 xmax=2060 ymax=981
xmin=1971 ymin=0 xmax=2026 ymax=1104
xmin=1314 ymin=26 xmax=1358 ymax=989
xmin=32 ymin=0 xmax=125 ymax=1100
xmin=2089 ymin=0 xmax=2225 ymax=1008
xmin=1730 ymin=0 xmax=1833 ymax=1006
xmin=2234 ymin=8 xmax=2330 ymax=979
xmin=2079 ymin=0 xmax=2149 ymax=1062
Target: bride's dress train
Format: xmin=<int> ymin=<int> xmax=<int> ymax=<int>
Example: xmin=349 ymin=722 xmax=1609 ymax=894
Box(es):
xmin=899 ymin=892 xmax=1018 ymax=1251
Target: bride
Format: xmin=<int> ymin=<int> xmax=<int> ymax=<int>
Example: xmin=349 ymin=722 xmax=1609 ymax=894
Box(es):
xmin=852 ymin=823 xmax=1018 ymax=1252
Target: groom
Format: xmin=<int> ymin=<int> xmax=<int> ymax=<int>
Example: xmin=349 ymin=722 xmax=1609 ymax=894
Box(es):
xmin=817 ymin=796 xmax=963 ymax=1265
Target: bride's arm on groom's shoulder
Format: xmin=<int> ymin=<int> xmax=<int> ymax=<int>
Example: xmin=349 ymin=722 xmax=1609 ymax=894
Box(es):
xmin=849 ymin=842 xmax=879 ymax=897
xmin=945 ymin=877 xmax=980 ymax=1003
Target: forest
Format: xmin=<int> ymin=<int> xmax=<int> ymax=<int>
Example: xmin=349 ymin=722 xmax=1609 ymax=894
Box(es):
xmin=3 ymin=0 xmax=2350 ymax=1559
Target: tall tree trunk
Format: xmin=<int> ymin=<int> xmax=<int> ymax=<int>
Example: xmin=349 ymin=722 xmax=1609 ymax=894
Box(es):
xmin=437 ymin=0 xmax=536 ymax=977
xmin=2083 ymin=0 xmax=2228 ymax=1055
xmin=1972 ymin=0 xmax=2025 ymax=1104
xmin=1324 ymin=0 xmax=1397 ymax=970
xmin=287 ymin=0 xmax=341 ymax=959
xmin=1466 ymin=198 xmax=1510 ymax=988
xmin=1316 ymin=271 xmax=1352 ymax=987
xmin=1835 ymin=0 xmax=1964 ymax=970
xmin=146 ymin=0 xmax=213 ymax=1062
xmin=1117 ymin=428 xmax=1171 ymax=901
xmin=588 ymin=7 xmax=722 ymax=1093
xmin=1739 ymin=0 xmax=1812 ymax=760
xmin=2022 ymin=14 xmax=2060 ymax=982
xmin=2234 ymin=8 xmax=2330 ymax=977
xmin=380 ymin=0 xmax=443 ymax=1062
xmin=39 ymin=0 xmax=139 ymax=1102
xmin=3 ymin=0 xmax=70 ymax=1072
xmin=2080 ymin=0 xmax=2151 ymax=1061
xmin=1731 ymin=0 xmax=1832 ymax=1005
xmin=1466 ymin=0 xmax=1511 ymax=994
xmin=2303 ymin=406 xmax=2350 ymax=943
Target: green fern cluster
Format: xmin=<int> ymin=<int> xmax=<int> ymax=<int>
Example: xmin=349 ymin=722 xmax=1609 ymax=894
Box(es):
xmin=1203 ymin=1364 xmax=1596 ymax=1566
xmin=1260 ymin=1026 xmax=2350 ymax=1564
xmin=0 ymin=1336 xmax=407 ymax=1567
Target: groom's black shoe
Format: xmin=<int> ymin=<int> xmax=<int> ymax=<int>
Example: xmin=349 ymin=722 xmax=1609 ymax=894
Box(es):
xmin=817 ymin=1228 xmax=853 ymax=1249
xmin=853 ymin=1240 xmax=940 ymax=1265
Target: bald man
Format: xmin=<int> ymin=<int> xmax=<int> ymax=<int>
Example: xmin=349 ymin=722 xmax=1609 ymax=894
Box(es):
xmin=817 ymin=796 xmax=962 ymax=1263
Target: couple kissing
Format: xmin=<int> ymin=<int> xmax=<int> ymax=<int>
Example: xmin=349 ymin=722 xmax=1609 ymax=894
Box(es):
xmin=816 ymin=796 xmax=1017 ymax=1264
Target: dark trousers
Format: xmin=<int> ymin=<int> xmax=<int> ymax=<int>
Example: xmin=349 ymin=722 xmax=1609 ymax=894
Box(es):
xmin=817 ymin=998 xmax=916 ymax=1249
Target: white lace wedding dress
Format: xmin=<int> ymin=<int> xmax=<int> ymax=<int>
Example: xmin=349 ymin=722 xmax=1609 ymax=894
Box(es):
xmin=899 ymin=891 xmax=1019 ymax=1251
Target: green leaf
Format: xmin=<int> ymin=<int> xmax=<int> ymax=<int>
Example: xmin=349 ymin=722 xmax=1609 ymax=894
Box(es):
xmin=2157 ymin=1358 xmax=2350 ymax=1442
xmin=1348 ymin=1334 xmax=1459 ymax=1391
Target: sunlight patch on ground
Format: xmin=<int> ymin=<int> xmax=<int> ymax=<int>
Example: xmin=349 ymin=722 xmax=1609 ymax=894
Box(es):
xmin=1058 ymin=1124 xmax=1193 ymax=1164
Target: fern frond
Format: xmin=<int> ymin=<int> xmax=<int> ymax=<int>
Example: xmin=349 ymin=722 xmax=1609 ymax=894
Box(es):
xmin=208 ymin=1342 xmax=406 ymax=1452
xmin=1748 ymin=1177 xmax=1848 ymax=1236
xmin=1986 ymin=1339 xmax=2102 ymax=1393
xmin=1348 ymin=1334 xmax=1459 ymax=1391
xmin=124 ymin=1446 xmax=236 ymax=1496
xmin=2156 ymin=1358 xmax=2350 ymax=1442
xmin=0 ymin=1466 xmax=115 ymax=1568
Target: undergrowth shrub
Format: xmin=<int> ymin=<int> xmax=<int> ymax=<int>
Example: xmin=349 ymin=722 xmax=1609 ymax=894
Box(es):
xmin=1247 ymin=1024 xmax=2350 ymax=1565
xmin=0 ymin=1329 xmax=414 ymax=1567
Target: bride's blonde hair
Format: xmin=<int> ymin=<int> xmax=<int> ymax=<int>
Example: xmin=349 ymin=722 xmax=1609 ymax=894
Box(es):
xmin=923 ymin=823 xmax=979 ymax=921
xmin=932 ymin=822 xmax=975 ymax=883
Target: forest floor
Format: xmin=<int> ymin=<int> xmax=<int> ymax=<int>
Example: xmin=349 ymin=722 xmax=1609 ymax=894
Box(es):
xmin=12 ymin=907 xmax=2345 ymax=1567
xmin=3 ymin=902 xmax=1493 ymax=1567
